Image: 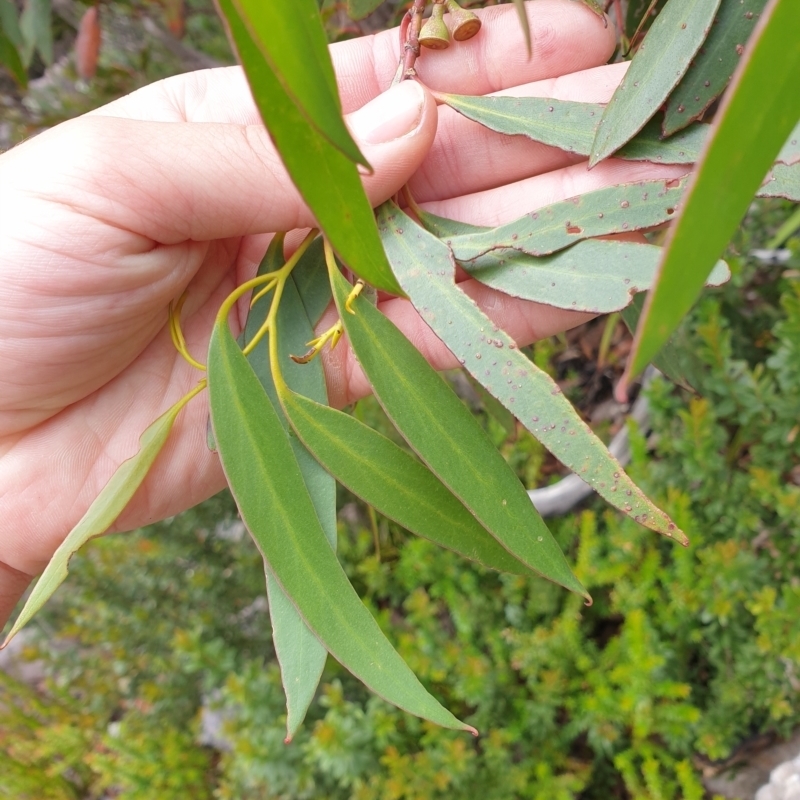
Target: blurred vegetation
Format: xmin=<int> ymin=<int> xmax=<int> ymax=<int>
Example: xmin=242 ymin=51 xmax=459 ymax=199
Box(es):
xmin=3 ymin=2 xmax=800 ymax=798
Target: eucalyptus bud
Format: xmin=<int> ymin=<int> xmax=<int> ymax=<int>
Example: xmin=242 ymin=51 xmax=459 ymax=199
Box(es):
xmin=445 ymin=0 xmax=481 ymax=41
xmin=419 ymin=2 xmax=450 ymax=50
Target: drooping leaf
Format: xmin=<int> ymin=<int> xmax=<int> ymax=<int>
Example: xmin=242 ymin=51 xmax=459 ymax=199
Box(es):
xmin=437 ymin=94 xmax=707 ymax=164
xmin=216 ymin=0 xmax=403 ymax=294
xmin=290 ymin=237 xmax=333 ymax=326
xmin=663 ymin=0 xmax=768 ymax=135
xmin=590 ymin=0 xmax=722 ymax=165
xmin=511 ymin=0 xmax=531 ymax=57
xmin=243 ymin=238 xmax=336 ymax=741
xmin=0 ymin=20 xmax=26 ymax=87
xmin=620 ymin=293 xmax=703 ymax=391
xmin=19 ymin=0 xmax=52 ymax=66
xmin=2 ymin=384 xmax=205 ymax=648
xmin=448 ymin=176 xmax=689 ymax=262
xmin=346 ymin=0 xmax=384 ymax=20
xmin=758 ymin=162 xmax=800 ymax=202
xmin=230 ymin=0 xmax=365 ymax=165
xmin=328 ymin=263 xmax=589 ymax=598
xmin=627 ymin=0 xmax=800 ymax=380
xmin=207 ymin=321 xmax=475 ymax=733
xmin=278 ymin=389 xmax=531 ymax=576
xmin=377 ymin=202 xmax=686 ymax=544
xmin=462 ymin=238 xmax=729 ymax=314
xmin=776 ymin=119 xmax=800 ymax=165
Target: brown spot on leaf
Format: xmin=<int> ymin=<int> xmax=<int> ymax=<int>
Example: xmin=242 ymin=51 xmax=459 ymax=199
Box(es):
xmin=566 ymin=225 xmax=582 ymax=234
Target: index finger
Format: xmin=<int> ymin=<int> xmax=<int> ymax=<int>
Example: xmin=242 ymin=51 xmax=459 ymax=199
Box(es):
xmin=91 ymin=0 xmax=615 ymax=123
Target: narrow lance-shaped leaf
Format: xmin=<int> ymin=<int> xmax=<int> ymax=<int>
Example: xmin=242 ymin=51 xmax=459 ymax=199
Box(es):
xmin=462 ymin=238 xmax=729 ymax=314
xmin=231 ymin=0 xmax=366 ymax=165
xmin=207 ymin=321 xmax=475 ymax=734
xmin=378 ymin=202 xmax=686 ymax=544
xmin=590 ymin=0 xmax=722 ymax=165
xmin=215 ymin=0 xmax=403 ymax=294
xmin=289 ymin=237 xmax=333 ymax=326
xmin=626 ymin=0 xmax=800 ymax=380
xmin=448 ymin=176 xmax=689 ymax=262
xmin=0 ymin=22 xmax=26 ymax=87
xmin=278 ymin=389 xmax=532 ymax=576
xmin=243 ymin=237 xmax=336 ymax=742
xmin=19 ymin=0 xmax=52 ymax=66
xmin=328 ymin=263 xmax=588 ymax=598
xmin=2 ymin=383 xmax=205 ymax=648
xmin=663 ymin=0 xmax=768 ymax=135
xmin=438 ymin=94 xmax=708 ymax=165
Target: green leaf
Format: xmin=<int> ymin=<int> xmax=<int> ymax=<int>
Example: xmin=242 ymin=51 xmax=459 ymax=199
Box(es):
xmin=627 ymin=0 xmax=800 ymax=379
xmin=328 ymin=263 xmax=588 ymax=598
xmin=663 ymin=0 xmax=768 ymax=135
xmin=377 ymin=202 xmax=686 ymax=544
xmin=0 ymin=0 xmax=24 ymax=49
xmin=462 ymin=371 xmax=518 ymax=440
xmin=462 ymin=239 xmax=730 ymax=314
xmin=626 ymin=0 xmax=668 ymax=40
xmin=573 ymin=0 xmax=606 ymax=18
xmin=216 ymin=0 xmax=402 ymax=295
xmin=590 ymin=0 xmax=722 ymax=165
xmin=230 ymin=0 xmax=365 ymax=165
xmin=19 ymin=0 xmax=52 ymax=66
xmin=346 ymin=0 xmax=384 ymax=20
xmin=278 ymin=389 xmax=531 ymax=576
xmin=511 ymin=0 xmax=531 ymax=57
xmin=758 ymin=162 xmax=800 ymax=202
xmin=414 ymin=208 xmax=485 ymax=239
xmin=777 ymin=119 xmax=800 ymax=165
xmin=289 ymin=237 xmax=333 ymax=326
xmin=0 ymin=19 xmax=26 ymax=87
xmin=207 ymin=322 xmax=475 ymax=734
xmin=448 ymin=176 xmax=689 ymax=262
xmin=2 ymin=384 xmax=203 ymax=648
xmin=243 ymin=238 xmax=335 ymax=742
xmin=621 ymin=293 xmax=704 ymax=391
xmin=438 ymin=94 xmax=708 ymax=165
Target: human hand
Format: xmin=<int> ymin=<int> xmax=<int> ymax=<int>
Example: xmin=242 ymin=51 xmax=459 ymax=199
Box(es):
xmin=0 ymin=0 xmax=687 ymax=629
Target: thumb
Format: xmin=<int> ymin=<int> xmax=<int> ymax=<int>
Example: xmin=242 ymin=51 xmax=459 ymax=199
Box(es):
xmin=2 ymin=81 xmax=437 ymax=245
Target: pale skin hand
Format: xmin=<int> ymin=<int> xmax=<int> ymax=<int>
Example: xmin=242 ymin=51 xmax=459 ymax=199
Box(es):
xmin=0 ymin=0 xmax=689 ymax=630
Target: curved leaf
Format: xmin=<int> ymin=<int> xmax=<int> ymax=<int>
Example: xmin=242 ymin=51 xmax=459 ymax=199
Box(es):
xmin=2 ymin=384 xmax=204 ymax=648
xmin=448 ymin=176 xmax=689 ymax=262
xmin=207 ymin=322 xmax=475 ymax=734
xmin=278 ymin=389 xmax=531 ymax=576
xmin=590 ymin=0 xmax=722 ymax=165
xmin=243 ymin=239 xmax=336 ymax=742
xmin=377 ymin=202 xmax=686 ymax=544
xmin=463 ymin=239 xmax=729 ymax=314
xmin=627 ymin=0 xmax=800 ymax=379
xmin=216 ymin=0 xmax=402 ymax=294
xmin=328 ymin=263 xmax=589 ymax=599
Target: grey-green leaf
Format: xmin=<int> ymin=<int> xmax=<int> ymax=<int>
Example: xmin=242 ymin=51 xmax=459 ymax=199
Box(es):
xmin=663 ymin=0 xmax=768 ymax=136
xmin=2 ymin=386 xmax=202 ymax=647
xmin=289 ymin=237 xmax=333 ymax=326
xmin=758 ymin=162 xmax=800 ymax=202
xmin=279 ymin=388 xmax=530 ymax=575
xmin=448 ymin=176 xmax=689 ymax=262
xmin=377 ymin=202 xmax=686 ymax=544
xmin=207 ymin=322 xmax=475 ymax=734
xmin=462 ymin=238 xmax=730 ymax=314
xmin=776 ymin=119 xmax=800 ymax=166
xmin=590 ymin=0 xmax=722 ymax=165
xmin=328 ymin=260 xmax=589 ymax=599
xmin=242 ymin=237 xmax=335 ymax=741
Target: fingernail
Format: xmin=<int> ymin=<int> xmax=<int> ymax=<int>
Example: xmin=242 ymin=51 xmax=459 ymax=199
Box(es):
xmin=350 ymin=81 xmax=426 ymax=145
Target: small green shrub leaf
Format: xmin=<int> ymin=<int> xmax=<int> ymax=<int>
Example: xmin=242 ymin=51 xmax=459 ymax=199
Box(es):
xmin=230 ymin=0 xmax=365 ymax=165
xmin=448 ymin=176 xmax=689 ymax=262
xmin=207 ymin=322 xmax=474 ymax=733
xmin=627 ymin=0 xmax=800 ymax=379
xmin=377 ymin=202 xmax=686 ymax=544
xmin=216 ymin=0 xmax=402 ymax=294
xmin=278 ymin=390 xmax=531 ymax=576
xmin=243 ymin=239 xmax=336 ymax=741
xmin=663 ymin=0 xmax=768 ymax=136
xmin=0 ymin=21 xmax=26 ymax=87
xmin=328 ymin=262 xmax=588 ymax=598
xmin=438 ymin=94 xmax=707 ymax=165
xmin=590 ymin=0 xmax=722 ymax=165
xmin=462 ymin=239 xmax=729 ymax=314
xmin=19 ymin=0 xmax=52 ymax=66
xmin=2 ymin=384 xmax=204 ymax=648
